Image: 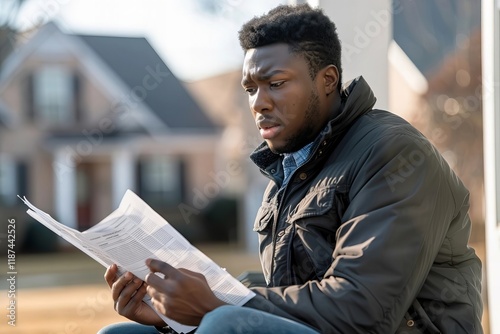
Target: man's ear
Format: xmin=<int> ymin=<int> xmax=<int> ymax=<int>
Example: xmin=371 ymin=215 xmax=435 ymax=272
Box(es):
xmin=322 ymin=65 xmax=339 ymax=96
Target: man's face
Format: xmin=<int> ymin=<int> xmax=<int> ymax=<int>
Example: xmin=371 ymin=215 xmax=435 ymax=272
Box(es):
xmin=241 ymin=43 xmax=331 ymax=154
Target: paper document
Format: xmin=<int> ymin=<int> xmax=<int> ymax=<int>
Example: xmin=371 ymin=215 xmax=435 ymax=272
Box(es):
xmin=19 ymin=189 xmax=255 ymax=334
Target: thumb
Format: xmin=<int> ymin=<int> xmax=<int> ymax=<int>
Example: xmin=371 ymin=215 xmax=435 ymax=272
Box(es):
xmin=146 ymin=258 xmax=178 ymax=279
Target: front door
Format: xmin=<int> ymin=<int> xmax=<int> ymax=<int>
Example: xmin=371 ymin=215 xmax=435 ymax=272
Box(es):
xmin=76 ymin=162 xmax=92 ymax=231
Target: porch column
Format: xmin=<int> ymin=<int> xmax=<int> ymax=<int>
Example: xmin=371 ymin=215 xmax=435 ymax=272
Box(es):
xmin=243 ymin=166 xmax=267 ymax=253
xmin=482 ymin=0 xmax=500 ymax=332
xmin=307 ymin=0 xmax=391 ymax=110
xmin=53 ymin=148 xmax=77 ymax=229
xmin=112 ymin=148 xmax=135 ymax=209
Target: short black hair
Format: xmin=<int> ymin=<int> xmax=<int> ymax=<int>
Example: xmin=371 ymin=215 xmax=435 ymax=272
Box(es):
xmin=238 ymin=4 xmax=342 ymax=91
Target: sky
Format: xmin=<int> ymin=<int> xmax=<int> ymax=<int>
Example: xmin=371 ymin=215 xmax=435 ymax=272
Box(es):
xmin=16 ymin=0 xmax=285 ymax=81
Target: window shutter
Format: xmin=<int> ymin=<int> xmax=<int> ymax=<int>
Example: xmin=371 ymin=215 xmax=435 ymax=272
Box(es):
xmin=135 ymin=159 xmax=143 ymax=197
xmin=178 ymin=158 xmax=186 ymax=202
xmin=73 ymin=73 xmax=82 ymax=122
xmin=16 ymin=161 xmax=28 ymax=198
xmin=26 ymin=73 xmax=35 ymax=121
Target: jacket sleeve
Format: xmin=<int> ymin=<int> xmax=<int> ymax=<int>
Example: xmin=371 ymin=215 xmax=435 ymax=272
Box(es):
xmin=244 ymin=132 xmax=466 ymax=333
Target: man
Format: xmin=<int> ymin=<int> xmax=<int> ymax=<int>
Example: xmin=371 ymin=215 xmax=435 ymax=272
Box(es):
xmin=99 ymin=4 xmax=483 ymax=334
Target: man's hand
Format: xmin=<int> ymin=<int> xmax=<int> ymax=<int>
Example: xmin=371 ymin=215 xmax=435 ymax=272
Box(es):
xmin=104 ymin=264 xmax=165 ymax=326
xmin=145 ymin=259 xmax=227 ymax=326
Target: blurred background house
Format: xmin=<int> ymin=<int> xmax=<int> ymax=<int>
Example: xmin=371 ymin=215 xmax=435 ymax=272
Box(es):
xmin=0 ymin=21 xmax=232 ymax=250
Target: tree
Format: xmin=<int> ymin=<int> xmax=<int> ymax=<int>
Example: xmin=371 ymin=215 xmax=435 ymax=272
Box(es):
xmin=0 ymin=0 xmax=27 ymax=68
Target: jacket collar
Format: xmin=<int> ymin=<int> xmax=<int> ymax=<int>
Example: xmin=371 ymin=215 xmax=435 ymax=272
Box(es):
xmin=250 ymin=76 xmax=377 ymax=172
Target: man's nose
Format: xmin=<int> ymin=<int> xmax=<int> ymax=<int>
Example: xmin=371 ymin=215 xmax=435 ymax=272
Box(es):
xmin=251 ymin=88 xmax=273 ymax=113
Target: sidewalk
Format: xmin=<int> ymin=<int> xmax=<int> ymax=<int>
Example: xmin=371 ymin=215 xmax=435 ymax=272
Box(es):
xmin=1 ymin=244 xmax=262 ymax=334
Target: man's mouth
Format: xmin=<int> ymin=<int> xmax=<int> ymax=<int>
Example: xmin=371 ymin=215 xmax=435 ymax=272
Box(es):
xmin=259 ymin=124 xmax=282 ymax=140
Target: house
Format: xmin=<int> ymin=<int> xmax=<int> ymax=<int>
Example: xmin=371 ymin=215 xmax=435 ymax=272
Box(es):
xmin=0 ymin=22 xmax=223 ymax=248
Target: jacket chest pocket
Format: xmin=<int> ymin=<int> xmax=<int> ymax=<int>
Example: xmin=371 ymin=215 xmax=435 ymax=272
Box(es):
xmin=288 ymin=185 xmax=344 ymax=233
xmin=253 ymin=203 xmax=277 ymax=284
xmin=253 ymin=203 xmax=275 ymax=233
xmin=287 ymin=186 xmax=346 ymax=282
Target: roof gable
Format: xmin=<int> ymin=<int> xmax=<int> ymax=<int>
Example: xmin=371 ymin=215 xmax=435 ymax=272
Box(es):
xmin=77 ymin=35 xmax=217 ymax=132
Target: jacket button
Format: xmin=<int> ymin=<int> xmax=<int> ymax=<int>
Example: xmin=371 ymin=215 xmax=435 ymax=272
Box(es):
xmin=318 ymin=149 xmax=323 ymax=155
xmin=299 ymin=173 xmax=307 ymax=180
xmin=270 ymin=169 xmax=276 ymax=174
xmin=322 ymin=140 xmax=327 ymax=146
xmin=407 ymin=320 xmax=415 ymax=327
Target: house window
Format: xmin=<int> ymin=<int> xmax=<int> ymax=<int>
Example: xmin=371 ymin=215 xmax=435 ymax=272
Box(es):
xmin=139 ymin=156 xmax=183 ymax=206
xmin=0 ymin=155 xmax=17 ymax=206
xmin=34 ymin=66 xmax=74 ymax=124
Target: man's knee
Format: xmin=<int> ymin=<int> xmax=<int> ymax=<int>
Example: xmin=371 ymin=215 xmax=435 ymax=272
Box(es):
xmin=97 ymin=324 xmax=118 ymax=334
xmin=97 ymin=322 xmax=158 ymax=334
xmin=97 ymin=324 xmax=119 ymax=334
xmin=202 ymin=305 xmax=240 ymax=323
xmin=199 ymin=305 xmax=245 ymax=333
xmin=198 ymin=305 xmax=266 ymax=333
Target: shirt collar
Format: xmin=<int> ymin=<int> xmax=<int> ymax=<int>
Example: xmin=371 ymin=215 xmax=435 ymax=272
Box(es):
xmin=281 ymin=141 xmax=315 ymax=186
xmin=283 ymin=141 xmax=315 ymax=169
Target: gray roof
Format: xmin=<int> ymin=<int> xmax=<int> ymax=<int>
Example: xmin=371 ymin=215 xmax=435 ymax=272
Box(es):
xmin=77 ymin=34 xmax=217 ymax=132
xmin=393 ymin=0 xmax=481 ymax=77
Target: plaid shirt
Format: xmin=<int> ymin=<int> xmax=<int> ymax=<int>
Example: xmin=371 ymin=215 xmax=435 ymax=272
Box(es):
xmin=281 ymin=141 xmax=315 ymax=187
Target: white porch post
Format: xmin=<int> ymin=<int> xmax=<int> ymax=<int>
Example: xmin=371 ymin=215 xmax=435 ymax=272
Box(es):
xmin=306 ymin=0 xmax=391 ymax=110
xmin=243 ymin=166 xmax=267 ymax=253
xmin=112 ymin=148 xmax=135 ymax=209
xmin=53 ymin=148 xmax=77 ymax=229
xmin=482 ymin=0 xmax=500 ymax=333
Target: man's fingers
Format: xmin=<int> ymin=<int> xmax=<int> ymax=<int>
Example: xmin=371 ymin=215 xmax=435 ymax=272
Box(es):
xmin=111 ymin=271 xmax=135 ymax=301
xmin=129 ymin=282 xmax=148 ymax=305
xmin=114 ymin=277 xmax=144 ymax=314
xmin=104 ymin=264 xmax=118 ymax=288
xmin=146 ymin=259 xmax=178 ymax=278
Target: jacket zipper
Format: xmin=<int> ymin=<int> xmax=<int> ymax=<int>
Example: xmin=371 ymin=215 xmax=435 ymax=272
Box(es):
xmin=268 ymin=163 xmax=312 ymax=285
xmin=269 ymin=186 xmax=286 ymax=285
xmin=265 ymin=139 xmax=328 ymax=285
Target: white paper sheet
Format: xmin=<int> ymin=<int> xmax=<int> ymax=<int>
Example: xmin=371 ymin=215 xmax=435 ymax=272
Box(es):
xmin=19 ymin=190 xmax=255 ymax=333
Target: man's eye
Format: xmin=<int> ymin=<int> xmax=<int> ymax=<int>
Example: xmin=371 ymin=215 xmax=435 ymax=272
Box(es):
xmin=270 ymin=81 xmax=285 ymax=88
xmin=245 ymin=87 xmax=256 ymax=94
